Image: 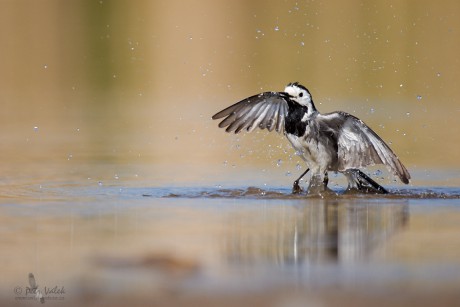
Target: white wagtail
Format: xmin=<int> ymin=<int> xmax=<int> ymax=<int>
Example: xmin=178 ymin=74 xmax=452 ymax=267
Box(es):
xmin=212 ymin=82 xmax=410 ymax=194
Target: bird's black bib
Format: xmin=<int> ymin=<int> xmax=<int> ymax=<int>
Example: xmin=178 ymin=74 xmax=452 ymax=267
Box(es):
xmin=285 ymin=102 xmax=309 ymax=137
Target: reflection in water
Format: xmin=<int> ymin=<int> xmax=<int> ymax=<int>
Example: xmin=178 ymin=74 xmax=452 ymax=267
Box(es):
xmin=224 ymin=200 xmax=408 ymax=266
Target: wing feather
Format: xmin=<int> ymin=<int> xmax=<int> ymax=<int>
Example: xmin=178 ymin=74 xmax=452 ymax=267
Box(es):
xmin=212 ymin=92 xmax=289 ymax=134
xmin=276 ymin=103 xmax=285 ymax=132
xmin=246 ymin=104 xmax=273 ymax=132
xmin=319 ymin=112 xmax=410 ymax=184
xmin=226 ymin=102 xmax=264 ymax=133
xmin=259 ymin=103 xmax=277 ymax=130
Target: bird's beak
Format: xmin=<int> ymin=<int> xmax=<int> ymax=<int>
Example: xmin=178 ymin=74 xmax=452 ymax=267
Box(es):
xmin=282 ymin=92 xmax=294 ymax=98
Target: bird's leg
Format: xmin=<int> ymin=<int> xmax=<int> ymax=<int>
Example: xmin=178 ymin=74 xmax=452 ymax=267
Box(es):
xmin=344 ymin=169 xmax=389 ymax=194
xmin=323 ymin=172 xmax=329 ymax=186
xmin=292 ymin=168 xmax=310 ymax=194
xmin=306 ymin=172 xmax=336 ymax=196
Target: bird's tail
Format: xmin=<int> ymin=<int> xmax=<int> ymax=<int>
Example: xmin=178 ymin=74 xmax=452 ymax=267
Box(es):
xmin=344 ymin=169 xmax=388 ymax=194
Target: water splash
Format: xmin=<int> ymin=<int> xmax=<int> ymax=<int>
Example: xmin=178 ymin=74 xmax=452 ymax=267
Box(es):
xmin=160 ymin=186 xmax=460 ymax=200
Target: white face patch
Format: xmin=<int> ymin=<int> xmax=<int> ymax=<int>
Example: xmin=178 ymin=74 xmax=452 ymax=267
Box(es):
xmin=284 ymin=84 xmax=312 ymax=108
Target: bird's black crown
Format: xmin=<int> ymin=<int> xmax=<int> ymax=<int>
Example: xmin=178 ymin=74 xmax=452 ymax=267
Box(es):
xmin=287 ymin=82 xmax=310 ymax=94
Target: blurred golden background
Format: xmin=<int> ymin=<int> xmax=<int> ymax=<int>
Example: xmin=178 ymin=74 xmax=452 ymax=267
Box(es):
xmin=1 ymin=0 xmax=459 ymax=185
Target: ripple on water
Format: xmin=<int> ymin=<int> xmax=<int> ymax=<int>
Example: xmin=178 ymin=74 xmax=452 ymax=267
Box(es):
xmin=150 ymin=186 xmax=460 ymax=200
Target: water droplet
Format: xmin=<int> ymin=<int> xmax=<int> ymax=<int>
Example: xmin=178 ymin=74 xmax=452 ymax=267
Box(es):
xmin=67 ymin=154 xmax=73 ymax=161
xmin=370 ymin=108 xmax=375 ymax=114
xmin=406 ymin=112 xmax=410 ymax=116
xmin=114 ymin=174 xmax=119 ymax=180
xmin=285 ymin=171 xmax=291 ymax=177
xmin=436 ymin=72 xmax=441 ymax=77
xmin=416 ymin=95 xmax=422 ymax=100
xmin=223 ymin=160 xmax=228 ymax=166
xmin=300 ymin=41 xmax=305 ymax=46
xmin=276 ymin=159 xmax=282 ymax=167
xmin=399 ymin=84 xmax=403 ymax=87
xmin=43 ymin=65 xmax=48 ymax=69
xmin=98 ymin=181 xmax=103 ymax=186
xmin=296 ymin=163 xmax=302 ymax=170
xmin=33 ymin=126 xmax=39 ymax=132
xmin=373 ymin=170 xmax=382 ymax=176
xmin=274 ymin=26 xmax=280 ymax=31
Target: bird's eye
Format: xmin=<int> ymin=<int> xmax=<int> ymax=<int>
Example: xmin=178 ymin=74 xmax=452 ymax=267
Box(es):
xmin=299 ymin=92 xmax=304 ymax=97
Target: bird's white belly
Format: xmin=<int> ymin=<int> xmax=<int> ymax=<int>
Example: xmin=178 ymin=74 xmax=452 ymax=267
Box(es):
xmin=285 ymin=132 xmax=333 ymax=173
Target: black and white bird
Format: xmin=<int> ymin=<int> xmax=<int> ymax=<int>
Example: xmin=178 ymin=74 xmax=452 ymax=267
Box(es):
xmin=212 ymin=82 xmax=410 ymax=194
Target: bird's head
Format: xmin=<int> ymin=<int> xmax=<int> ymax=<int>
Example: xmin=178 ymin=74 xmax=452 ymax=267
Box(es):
xmin=284 ymin=82 xmax=312 ymax=107
xmin=284 ymin=82 xmax=317 ymax=116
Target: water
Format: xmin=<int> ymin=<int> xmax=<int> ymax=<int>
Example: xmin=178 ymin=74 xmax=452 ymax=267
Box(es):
xmin=2 ymin=169 xmax=460 ymax=306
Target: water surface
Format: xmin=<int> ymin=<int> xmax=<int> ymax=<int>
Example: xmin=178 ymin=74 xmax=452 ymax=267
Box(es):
xmin=2 ymin=172 xmax=460 ymax=306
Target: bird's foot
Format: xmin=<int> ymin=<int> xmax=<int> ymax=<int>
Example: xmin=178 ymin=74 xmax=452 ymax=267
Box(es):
xmin=344 ymin=169 xmax=389 ymax=194
xmin=292 ymin=181 xmax=303 ymax=194
xmin=306 ymin=184 xmax=335 ymax=197
xmin=344 ymin=186 xmax=387 ymax=195
xmin=306 ymin=174 xmax=335 ymax=197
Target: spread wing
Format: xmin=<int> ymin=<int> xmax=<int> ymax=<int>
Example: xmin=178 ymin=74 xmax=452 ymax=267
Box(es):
xmin=212 ymin=92 xmax=290 ymax=134
xmin=318 ymin=112 xmax=411 ymax=184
